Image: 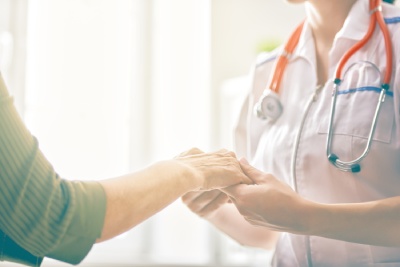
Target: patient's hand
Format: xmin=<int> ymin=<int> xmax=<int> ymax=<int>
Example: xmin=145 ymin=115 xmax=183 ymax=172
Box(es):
xmin=182 ymin=190 xmax=229 ymax=219
xmin=175 ymin=148 xmax=252 ymax=190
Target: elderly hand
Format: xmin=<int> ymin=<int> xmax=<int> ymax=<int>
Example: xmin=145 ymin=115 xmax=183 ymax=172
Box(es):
xmin=175 ymin=148 xmax=252 ymax=190
xmin=182 ymin=190 xmax=230 ymax=219
xmin=221 ymin=158 xmax=314 ymax=234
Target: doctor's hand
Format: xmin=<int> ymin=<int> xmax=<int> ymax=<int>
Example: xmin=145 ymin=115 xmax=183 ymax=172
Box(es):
xmin=175 ymin=148 xmax=252 ymax=190
xmin=221 ymin=158 xmax=313 ymax=234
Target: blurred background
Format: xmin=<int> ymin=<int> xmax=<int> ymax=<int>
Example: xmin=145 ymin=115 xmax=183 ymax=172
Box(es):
xmin=0 ymin=0 xmax=308 ymax=266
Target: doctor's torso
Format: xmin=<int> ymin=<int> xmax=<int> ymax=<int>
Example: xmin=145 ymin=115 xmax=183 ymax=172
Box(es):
xmin=234 ymin=1 xmax=400 ymax=266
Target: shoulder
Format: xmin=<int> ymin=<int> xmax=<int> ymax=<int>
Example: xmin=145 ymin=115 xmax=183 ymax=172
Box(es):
xmin=248 ymin=48 xmax=282 ymax=93
xmin=254 ymin=48 xmax=281 ymax=69
xmin=248 ymin=50 xmax=279 ymax=86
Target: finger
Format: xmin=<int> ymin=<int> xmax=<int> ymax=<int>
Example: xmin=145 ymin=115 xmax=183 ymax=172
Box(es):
xmin=176 ymin=147 xmax=204 ymax=158
xmin=197 ymin=192 xmax=229 ymax=217
xmin=183 ymin=190 xmax=222 ymax=213
xmin=222 ymin=153 xmax=253 ymax=185
xmin=211 ymin=149 xmax=238 ymax=161
xmin=240 ymin=172 xmax=254 ymax=185
xmin=182 ymin=191 xmax=204 ymax=204
xmin=220 ymin=184 xmax=248 ymax=199
xmin=213 ymin=148 xmax=231 ymax=153
xmin=239 ymin=158 xmax=266 ymax=184
xmin=191 ymin=190 xmax=221 ymax=205
xmin=187 ymin=147 xmax=204 ymax=155
xmin=222 ymin=150 xmax=240 ymax=163
xmin=227 ymin=195 xmax=236 ymax=205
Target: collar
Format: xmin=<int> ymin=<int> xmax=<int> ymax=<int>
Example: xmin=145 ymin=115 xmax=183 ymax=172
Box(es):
xmin=287 ymin=0 xmax=372 ymax=82
xmin=292 ymin=20 xmax=317 ymax=77
xmin=296 ymin=20 xmax=314 ymax=58
xmin=293 ymin=0 xmax=371 ymax=59
xmin=335 ymin=0 xmax=370 ymax=42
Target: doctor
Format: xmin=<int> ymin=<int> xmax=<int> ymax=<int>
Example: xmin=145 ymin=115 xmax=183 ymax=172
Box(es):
xmin=183 ymin=0 xmax=400 ymax=266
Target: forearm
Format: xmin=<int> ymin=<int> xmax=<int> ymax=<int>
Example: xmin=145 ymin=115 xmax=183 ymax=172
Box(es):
xmin=208 ymin=204 xmax=279 ymax=250
xmin=97 ymin=160 xmax=200 ymax=242
xmin=307 ymin=196 xmax=400 ymax=246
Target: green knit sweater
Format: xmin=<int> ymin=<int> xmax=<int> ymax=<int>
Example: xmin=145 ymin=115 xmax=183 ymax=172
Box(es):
xmin=0 ymin=73 xmax=106 ymax=266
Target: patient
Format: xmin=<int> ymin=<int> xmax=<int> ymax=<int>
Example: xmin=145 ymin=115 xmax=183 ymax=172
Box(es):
xmin=0 ymin=73 xmax=250 ymax=266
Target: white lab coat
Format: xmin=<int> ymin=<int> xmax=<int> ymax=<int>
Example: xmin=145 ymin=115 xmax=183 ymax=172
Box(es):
xmin=234 ymin=0 xmax=400 ymax=266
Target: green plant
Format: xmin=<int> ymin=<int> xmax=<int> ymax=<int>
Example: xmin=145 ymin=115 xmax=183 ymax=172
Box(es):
xmin=256 ymin=39 xmax=282 ymax=53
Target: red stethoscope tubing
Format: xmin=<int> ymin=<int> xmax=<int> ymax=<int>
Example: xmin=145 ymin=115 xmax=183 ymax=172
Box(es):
xmin=335 ymin=0 xmax=393 ymax=86
xmin=375 ymin=0 xmax=393 ymax=86
xmin=270 ymin=0 xmax=393 ymax=92
xmin=269 ymin=22 xmax=304 ymax=94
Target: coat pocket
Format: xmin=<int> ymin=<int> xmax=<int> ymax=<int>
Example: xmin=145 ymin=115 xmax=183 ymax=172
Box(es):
xmin=318 ymin=88 xmax=394 ymax=144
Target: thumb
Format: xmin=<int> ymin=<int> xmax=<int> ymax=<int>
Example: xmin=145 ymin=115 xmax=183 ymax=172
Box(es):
xmin=239 ymin=158 xmax=266 ymax=184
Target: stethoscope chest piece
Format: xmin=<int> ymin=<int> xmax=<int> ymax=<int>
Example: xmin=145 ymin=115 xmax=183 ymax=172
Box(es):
xmin=254 ymin=89 xmax=283 ymax=121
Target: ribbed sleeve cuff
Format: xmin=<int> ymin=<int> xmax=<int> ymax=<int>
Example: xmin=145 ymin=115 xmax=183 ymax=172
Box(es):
xmin=46 ymin=181 xmax=106 ymax=265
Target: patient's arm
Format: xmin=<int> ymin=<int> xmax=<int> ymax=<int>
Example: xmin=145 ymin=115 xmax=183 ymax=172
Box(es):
xmin=97 ymin=149 xmax=251 ymax=242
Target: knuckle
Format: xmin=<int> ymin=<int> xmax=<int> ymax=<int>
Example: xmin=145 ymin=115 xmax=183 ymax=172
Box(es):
xmin=182 ymin=147 xmax=203 ymax=156
xmin=191 ymin=147 xmax=203 ymax=153
xmin=217 ymin=149 xmax=236 ymax=158
xmin=227 ymin=151 xmax=237 ymax=158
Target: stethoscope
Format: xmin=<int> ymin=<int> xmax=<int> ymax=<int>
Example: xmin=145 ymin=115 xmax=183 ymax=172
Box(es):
xmin=254 ymin=0 xmax=393 ymax=173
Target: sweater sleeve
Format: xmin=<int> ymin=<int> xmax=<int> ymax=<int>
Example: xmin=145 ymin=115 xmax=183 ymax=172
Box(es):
xmin=0 ymin=74 xmax=107 ymax=265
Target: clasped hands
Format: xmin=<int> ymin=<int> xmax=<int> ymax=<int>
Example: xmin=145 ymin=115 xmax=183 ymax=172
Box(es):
xmin=177 ymin=148 xmax=313 ymax=235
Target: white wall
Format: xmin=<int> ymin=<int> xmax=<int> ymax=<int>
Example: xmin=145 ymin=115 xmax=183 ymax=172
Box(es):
xmin=23 ymin=0 xmax=215 ymax=266
xmin=0 ymin=0 xmax=28 ymax=114
xmin=25 ymin=0 xmax=134 ymax=180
